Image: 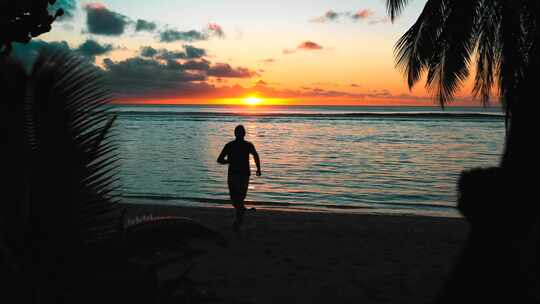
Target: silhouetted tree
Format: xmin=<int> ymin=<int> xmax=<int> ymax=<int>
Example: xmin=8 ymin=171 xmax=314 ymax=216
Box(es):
xmin=385 ymin=0 xmax=539 ymax=170
xmin=0 ymin=48 xmax=227 ymax=304
xmin=0 ymin=0 xmax=64 ymax=55
xmin=385 ymin=0 xmax=540 ymax=302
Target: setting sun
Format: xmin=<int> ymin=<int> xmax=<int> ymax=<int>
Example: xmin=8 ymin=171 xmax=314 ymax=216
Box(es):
xmin=244 ymin=96 xmax=263 ymax=105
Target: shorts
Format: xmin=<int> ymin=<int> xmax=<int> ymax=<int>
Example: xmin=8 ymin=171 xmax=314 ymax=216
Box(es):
xmin=228 ymin=174 xmax=250 ymax=204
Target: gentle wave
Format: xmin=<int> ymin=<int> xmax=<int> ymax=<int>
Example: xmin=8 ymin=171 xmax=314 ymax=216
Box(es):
xmin=114 ymin=110 xmax=504 ymax=119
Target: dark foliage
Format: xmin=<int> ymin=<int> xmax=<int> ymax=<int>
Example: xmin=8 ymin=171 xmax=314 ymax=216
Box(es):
xmin=0 ymin=0 xmax=64 ymax=55
xmin=434 ymin=168 xmax=540 ymax=303
xmin=386 ymin=1 xmax=540 ymax=303
xmin=387 ymin=0 xmax=538 ymax=110
xmin=0 ymin=48 xmax=227 ymax=303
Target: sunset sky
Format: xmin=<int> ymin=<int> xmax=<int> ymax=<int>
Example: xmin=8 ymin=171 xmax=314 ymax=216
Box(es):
xmin=15 ymin=0 xmax=489 ymax=106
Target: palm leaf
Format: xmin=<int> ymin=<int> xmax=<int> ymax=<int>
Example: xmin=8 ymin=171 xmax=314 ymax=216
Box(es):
xmin=425 ymin=0 xmax=479 ymax=106
xmin=472 ymin=1 xmax=501 ymax=105
xmin=386 ymin=0 xmax=412 ymax=21
xmin=394 ymin=0 xmax=446 ymax=89
xmin=25 ymin=48 xmax=123 ymax=251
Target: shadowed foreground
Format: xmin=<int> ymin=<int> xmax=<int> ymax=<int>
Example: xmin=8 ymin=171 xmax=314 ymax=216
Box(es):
xmin=126 ymin=204 xmax=467 ymax=304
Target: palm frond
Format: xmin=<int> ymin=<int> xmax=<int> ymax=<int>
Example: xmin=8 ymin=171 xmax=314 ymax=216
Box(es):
xmin=425 ymin=0 xmax=480 ymax=106
xmin=26 ymin=48 xmax=123 ymax=249
xmin=386 ymin=0 xmax=412 ymax=21
xmin=394 ymin=0 xmax=447 ymax=89
xmin=472 ymin=1 xmax=501 ymax=105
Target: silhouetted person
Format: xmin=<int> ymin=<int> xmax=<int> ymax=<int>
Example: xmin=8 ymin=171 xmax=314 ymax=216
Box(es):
xmin=217 ymin=125 xmax=261 ymax=232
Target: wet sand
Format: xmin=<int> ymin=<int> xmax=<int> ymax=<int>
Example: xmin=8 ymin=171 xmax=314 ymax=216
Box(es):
xmin=125 ymin=203 xmax=468 ymax=304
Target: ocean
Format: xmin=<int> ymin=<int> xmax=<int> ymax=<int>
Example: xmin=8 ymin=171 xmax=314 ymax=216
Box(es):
xmin=114 ymin=105 xmax=505 ymax=217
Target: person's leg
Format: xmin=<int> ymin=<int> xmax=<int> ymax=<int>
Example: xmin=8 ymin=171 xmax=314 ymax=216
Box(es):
xmin=233 ymin=203 xmax=245 ymax=232
xmin=228 ymin=175 xmax=250 ymax=232
xmin=238 ymin=175 xmax=256 ymax=210
xmin=228 ymin=175 xmax=245 ymax=232
xmin=239 ymin=175 xmax=249 ymax=209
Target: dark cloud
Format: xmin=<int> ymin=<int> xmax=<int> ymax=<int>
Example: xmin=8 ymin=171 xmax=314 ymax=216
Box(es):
xmin=184 ymin=45 xmax=206 ymax=59
xmin=109 ymin=78 xmax=218 ymax=100
xmin=156 ymin=49 xmax=186 ymax=61
xmin=262 ymin=58 xmax=277 ymax=63
xmin=154 ymin=57 xmax=257 ymax=78
xmin=351 ymin=83 xmax=361 ymax=87
xmin=182 ymin=59 xmax=211 ymax=71
xmin=298 ymin=41 xmax=323 ymax=50
xmin=159 ymin=24 xmax=225 ymax=43
xmin=102 ymin=57 xmax=208 ymax=98
xmin=100 ymin=57 xmax=253 ymax=100
xmin=135 ymin=19 xmax=157 ymax=32
xmin=103 ymin=57 xmax=206 ymax=82
xmin=98 ymin=54 xmax=261 ymax=100
xmin=76 ymin=39 xmax=113 ymax=60
xmin=140 ymin=46 xmax=158 ymax=58
xmin=49 ymin=0 xmax=77 ymax=20
xmin=84 ymin=3 xmax=129 ymax=36
xmin=160 ymin=29 xmax=206 ymax=42
xmin=12 ymin=39 xmax=116 ymax=70
xmin=139 ymin=45 xmax=207 ymax=60
xmin=207 ymin=63 xmax=259 ymax=78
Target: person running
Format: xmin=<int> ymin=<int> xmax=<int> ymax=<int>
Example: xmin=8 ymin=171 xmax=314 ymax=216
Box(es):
xmin=217 ymin=125 xmax=261 ymax=232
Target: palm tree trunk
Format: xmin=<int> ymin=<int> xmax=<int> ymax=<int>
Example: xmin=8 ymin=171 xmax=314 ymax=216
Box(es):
xmin=497 ymin=4 xmax=540 ymax=298
xmin=501 ymin=1 xmax=540 ymax=200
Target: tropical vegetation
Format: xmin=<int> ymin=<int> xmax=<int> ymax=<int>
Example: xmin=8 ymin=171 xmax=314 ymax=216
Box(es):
xmin=385 ymin=0 xmax=540 ymax=169
xmin=0 ymin=2 xmax=227 ymax=303
xmin=385 ymin=0 xmax=540 ymax=302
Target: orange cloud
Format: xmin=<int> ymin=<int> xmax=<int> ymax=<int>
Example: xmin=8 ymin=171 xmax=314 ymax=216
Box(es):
xmin=352 ymin=9 xmax=374 ymax=20
xmin=298 ymin=41 xmax=323 ymax=50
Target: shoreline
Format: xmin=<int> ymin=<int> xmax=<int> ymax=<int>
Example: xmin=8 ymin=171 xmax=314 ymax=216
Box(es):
xmin=124 ymin=202 xmax=468 ymax=304
xmin=123 ymin=199 xmax=463 ymax=219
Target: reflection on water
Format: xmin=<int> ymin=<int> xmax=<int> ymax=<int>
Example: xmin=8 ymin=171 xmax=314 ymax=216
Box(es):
xmin=116 ymin=105 xmax=505 ymax=217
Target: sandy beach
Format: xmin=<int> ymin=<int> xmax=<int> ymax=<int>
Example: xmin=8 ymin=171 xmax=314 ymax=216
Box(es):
xmin=125 ymin=203 xmax=468 ymax=304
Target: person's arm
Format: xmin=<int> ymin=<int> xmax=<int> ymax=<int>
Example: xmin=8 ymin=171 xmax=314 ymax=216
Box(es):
xmin=251 ymin=144 xmax=261 ymax=176
xmin=217 ymin=144 xmax=229 ymax=165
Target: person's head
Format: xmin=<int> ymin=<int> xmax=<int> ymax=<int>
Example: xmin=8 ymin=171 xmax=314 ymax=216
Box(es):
xmin=234 ymin=125 xmax=246 ymax=140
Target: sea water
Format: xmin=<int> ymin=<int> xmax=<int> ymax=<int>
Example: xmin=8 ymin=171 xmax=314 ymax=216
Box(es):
xmin=114 ymin=105 xmax=505 ymax=217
